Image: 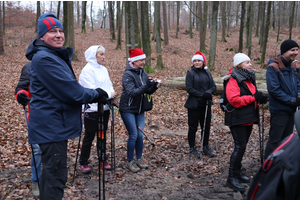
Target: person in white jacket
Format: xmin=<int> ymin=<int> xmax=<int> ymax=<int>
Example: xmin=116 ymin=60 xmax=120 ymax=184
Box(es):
xmin=79 ymin=45 xmax=117 ymax=173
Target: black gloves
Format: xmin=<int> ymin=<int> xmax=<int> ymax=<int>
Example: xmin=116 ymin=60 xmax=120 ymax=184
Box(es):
xmin=17 ymin=92 xmax=30 ymax=106
xmin=260 ymin=94 xmax=268 ymax=104
xmin=254 ymin=91 xmax=263 ymax=102
xmin=295 ymin=97 xmax=300 ymax=106
xmin=146 ymin=79 xmax=156 ymax=87
xmin=203 ymin=92 xmax=212 ymax=100
xmin=95 ymin=88 xmax=109 ymax=104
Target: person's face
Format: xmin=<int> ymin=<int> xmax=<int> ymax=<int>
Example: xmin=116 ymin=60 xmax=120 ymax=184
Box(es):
xmin=96 ymin=50 xmax=105 ymax=65
xmin=40 ymin=28 xmax=65 ymax=48
xmin=282 ymin=47 xmax=299 ymax=62
xmin=193 ymin=60 xmax=204 ymax=68
xmin=241 ymin=60 xmax=252 ymax=71
xmin=133 ymin=59 xmax=145 ymax=69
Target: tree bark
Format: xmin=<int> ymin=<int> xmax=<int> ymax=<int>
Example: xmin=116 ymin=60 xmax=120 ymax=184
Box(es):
xmin=57 ymin=1 xmax=61 ymax=20
xmin=259 ymin=2 xmax=265 ymax=48
xmin=154 ymin=1 xmax=164 ymax=69
xmin=115 ymin=1 xmax=122 ymax=49
xmin=198 ymin=1 xmax=205 ymax=52
xmin=208 ymin=1 xmax=219 ymax=70
xmin=109 ymin=1 xmax=116 ymax=40
xmin=255 ymin=2 xmax=260 ymax=37
xmin=189 ymin=1 xmax=193 ymax=38
xmin=175 ymin=1 xmax=180 ymax=39
xmin=141 ymin=1 xmax=153 ymax=73
xmin=90 ymin=1 xmax=93 ymax=31
xmin=2 ymin=1 xmax=5 ymax=36
xmin=248 ymin=2 xmax=254 ymax=58
xmin=76 ymin=1 xmax=79 ymax=25
xmin=203 ymin=1 xmax=208 ymax=48
xmin=125 ymin=2 xmax=139 ymax=60
xmin=81 ymin=1 xmax=87 ymax=34
xmin=261 ymin=1 xmax=272 ymax=67
xmin=35 ymin=1 xmax=40 ymax=33
xmin=162 ymin=1 xmax=169 ymax=45
xmin=221 ymin=1 xmax=226 ymax=42
xmin=289 ymin=1 xmax=296 ymax=39
xmin=0 ymin=2 xmax=4 ymax=55
xmin=276 ymin=2 xmax=281 ymax=43
xmin=238 ymin=2 xmax=246 ymax=53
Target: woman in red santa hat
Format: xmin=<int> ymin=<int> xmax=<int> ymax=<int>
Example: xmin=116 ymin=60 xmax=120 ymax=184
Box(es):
xmin=119 ymin=48 xmax=161 ymax=173
xmin=184 ymin=51 xmax=216 ymax=160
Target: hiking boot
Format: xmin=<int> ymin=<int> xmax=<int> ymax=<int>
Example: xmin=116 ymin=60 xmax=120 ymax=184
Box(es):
xmin=80 ymin=164 xmax=91 ymax=174
xmin=127 ymin=161 xmax=140 ymax=173
xmin=101 ymin=161 xmax=112 ymax=170
xmin=136 ymin=158 xmax=149 ymax=169
xmin=203 ymin=145 xmax=215 ymax=158
xmin=189 ymin=146 xmax=201 ymax=159
xmin=226 ymin=170 xmax=245 ymax=192
xmin=32 ymin=183 xmax=39 ymax=197
xmin=237 ymin=170 xmax=250 ymax=183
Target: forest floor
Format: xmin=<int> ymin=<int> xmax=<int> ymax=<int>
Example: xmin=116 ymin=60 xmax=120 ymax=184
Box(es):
xmin=1 ymin=25 xmax=298 ymax=199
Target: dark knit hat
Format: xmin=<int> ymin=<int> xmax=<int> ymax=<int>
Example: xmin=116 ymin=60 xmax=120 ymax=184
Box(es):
xmin=280 ymin=39 xmax=299 ymax=54
xmin=38 ymin=13 xmax=63 ymax=38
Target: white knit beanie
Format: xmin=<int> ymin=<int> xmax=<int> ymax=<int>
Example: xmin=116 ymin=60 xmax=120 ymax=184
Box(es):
xmin=233 ymin=53 xmax=251 ymax=67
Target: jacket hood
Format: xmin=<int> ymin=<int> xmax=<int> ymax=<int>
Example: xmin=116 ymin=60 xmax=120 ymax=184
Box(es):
xmin=125 ymin=61 xmax=143 ymax=73
xmin=85 ymin=45 xmax=101 ymax=67
xmin=26 ymin=39 xmax=45 ymax=60
xmin=222 ymin=68 xmax=233 ymax=81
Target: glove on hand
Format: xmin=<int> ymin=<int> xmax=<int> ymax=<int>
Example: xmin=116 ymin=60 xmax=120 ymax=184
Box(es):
xmin=203 ymin=92 xmax=212 ymax=100
xmin=93 ymin=88 xmax=109 ymax=104
xmin=96 ymin=88 xmax=108 ymax=98
xmin=254 ymin=91 xmax=263 ymax=102
xmin=98 ymin=96 xmax=109 ymax=104
xmin=17 ymin=93 xmax=30 ymax=106
xmin=295 ymin=97 xmax=300 ymax=106
xmin=146 ymin=79 xmax=155 ymax=87
xmin=260 ymin=94 xmax=268 ymax=104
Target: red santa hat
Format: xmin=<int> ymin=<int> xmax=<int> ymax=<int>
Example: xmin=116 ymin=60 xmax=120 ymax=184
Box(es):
xmin=192 ymin=51 xmax=207 ymax=67
xmin=129 ymin=48 xmax=146 ymax=62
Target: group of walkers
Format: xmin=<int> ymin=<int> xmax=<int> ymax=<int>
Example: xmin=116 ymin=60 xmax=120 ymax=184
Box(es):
xmin=14 ymin=12 xmax=300 ymax=199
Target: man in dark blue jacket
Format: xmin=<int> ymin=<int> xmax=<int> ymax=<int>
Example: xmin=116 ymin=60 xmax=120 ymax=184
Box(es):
xmin=265 ymin=39 xmax=300 ymax=159
xmin=25 ymin=13 xmax=108 ymax=200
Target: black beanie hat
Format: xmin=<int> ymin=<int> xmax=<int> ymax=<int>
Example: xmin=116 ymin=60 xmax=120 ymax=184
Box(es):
xmin=280 ymin=39 xmax=299 ymax=54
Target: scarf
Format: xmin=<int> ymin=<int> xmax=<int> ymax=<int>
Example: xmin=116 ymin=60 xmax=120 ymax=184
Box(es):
xmin=231 ymin=67 xmax=256 ymax=83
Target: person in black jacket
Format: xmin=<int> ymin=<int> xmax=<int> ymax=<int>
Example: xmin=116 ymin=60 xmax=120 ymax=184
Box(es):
xmin=184 ymin=51 xmax=216 ymax=159
xmin=119 ymin=48 xmax=161 ymax=173
xmin=15 ymin=61 xmax=41 ymax=197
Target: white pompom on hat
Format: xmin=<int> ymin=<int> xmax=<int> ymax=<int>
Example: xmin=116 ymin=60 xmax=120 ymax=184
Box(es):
xmin=233 ymin=53 xmax=251 ymax=67
xmin=128 ymin=48 xmax=146 ymax=62
xmin=192 ymin=51 xmax=207 ymax=67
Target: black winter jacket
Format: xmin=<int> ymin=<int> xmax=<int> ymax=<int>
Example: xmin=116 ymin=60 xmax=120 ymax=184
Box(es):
xmin=119 ymin=62 xmax=157 ymax=114
xmin=15 ymin=62 xmax=31 ymax=95
xmin=184 ymin=66 xmax=216 ymax=109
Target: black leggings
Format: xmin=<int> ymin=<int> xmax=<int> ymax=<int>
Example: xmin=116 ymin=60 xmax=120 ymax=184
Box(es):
xmin=187 ymin=105 xmax=211 ymax=148
xmin=229 ymin=125 xmax=252 ymax=171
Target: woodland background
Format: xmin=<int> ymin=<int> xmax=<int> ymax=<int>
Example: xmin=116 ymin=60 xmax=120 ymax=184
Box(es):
xmin=0 ymin=1 xmax=299 ymax=200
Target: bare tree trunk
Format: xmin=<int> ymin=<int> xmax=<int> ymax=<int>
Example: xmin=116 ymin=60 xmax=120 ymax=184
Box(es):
xmin=189 ymin=1 xmax=193 ymax=38
xmin=0 ymin=2 xmax=4 ymax=55
xmin=162 ymin=1 xmax=169 ymax=45
xmin=221 ymin=1 xmax=226 ymax=42
xmin=176 ymin=1 xmax=180 ymax=39
xmin=115 ymin=1 xmax=122 ymax=49
xmin=248 ymin=2 xmax=254 ymax=58
xmin=289 ymin=1 xmax=296 ymax=39
xmin=63 ymin=2 xmax=68 ymax=42
xmin=245 ymin=2 xmax=250 ymax=48
xmin=203 ymin=1 xmax=208 ymax=43
xmin=276 ymin=2 xmax=281 ymax=43
xmin=255 ymin=2 xmax=260 ymax=37
xmin=261 ymin=1 xmax=272 ymax=67
xmin=259 ymin=2 xmax=265 ymax=48
xmin=199 ymin=1 xmax=205 ymax=52
xmin=141 ymin=1 xmax=153 ymax=73
xmin=77 ymin=1 xmax=80 ymax=25
xmin=81 ymin=1 xmax=87 ymax=34
xmin=168 ymin=2 xmax=170 ymax=29
xmin=238 ymin=2 xmax=246 ymax=53
xmin=235 ymin=2 xmax=239 ymax=26
xmin=57 ymin=1 xmax=61 ymax=20
xmin=35 ymin=1 xmax=41 ymax=33
xmin=272 ymin=1 xmax=275 ymax=30
xmin=109 ymin=1 xmax=116 ymax=40
xmin=208 ymin=1 xmax=219 ymax=70
xmin=90 ymin=1 xmax=93 ymax=31
xmin=2 ymin=1 xmax=5 ymax=36
xmin=154 ymin=1 xmax=164 ymax=69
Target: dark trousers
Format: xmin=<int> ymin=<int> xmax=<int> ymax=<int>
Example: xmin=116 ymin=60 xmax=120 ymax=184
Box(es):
xmin=229 ymin=125 xmax=252 ymax=171
xmin=188 ymin=105 xmax=211 ymax=148
xmin=264 ymin=113 xmax=294 ymax=159
xmin=79 ymin=111 xmax=109 ymax=165
xmin=39 ymin=140 xmax=68 ymax=200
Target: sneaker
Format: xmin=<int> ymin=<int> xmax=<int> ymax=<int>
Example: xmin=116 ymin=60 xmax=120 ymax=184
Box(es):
xmin=189 ymin=146 xmax=201 ymax=159
xmin=203 ymin=145 xmax=215 ymax=158
xmin=136 ymin=158 xmax=149 ymax=169
xmin=101 ymin=161 xmax=112 ymax=170
xmin=127 ymin=161 xmax=140 ymax=173
xmin=80 ymin=164 xmax=91 ymax=174
xmin=31 ymin=183 xmax=39 ymax=197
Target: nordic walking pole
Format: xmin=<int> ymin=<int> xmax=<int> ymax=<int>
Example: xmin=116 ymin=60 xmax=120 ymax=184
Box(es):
xmin=23 ymin=106 xmax=40 ymax=191
xmin=97 ymin=102 xmax=105 ymax=200
xmin=72 ymin=104 xmax=89 ymax=186
xmin=137 ymin=126 xmax=155 ymax=147
xmin=201 ymin=101 xmax=209 ymax=156
xmin=261 ymin=105 xmax=265 ymax=162
xmin=110 ymin=100 xmax=116 ymax=175
xmin=211 ymin=105 xmax=220 ymax=165
xmin=257 ymin=105 xmax=263 ymax=165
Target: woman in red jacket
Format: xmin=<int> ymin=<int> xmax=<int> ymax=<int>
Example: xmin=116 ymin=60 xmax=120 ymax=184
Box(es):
xmin=223 ymin=53 xmax=267 ymax=192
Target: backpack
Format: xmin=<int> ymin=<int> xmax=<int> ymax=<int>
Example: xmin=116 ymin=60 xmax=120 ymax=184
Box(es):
xmin=247 ymin=110 xmax=300 ymax=200
xmin=219 ymin=79 xmax=233 ymax=112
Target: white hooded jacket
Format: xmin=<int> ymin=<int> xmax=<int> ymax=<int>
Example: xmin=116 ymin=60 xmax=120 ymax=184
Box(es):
xmin=79 ymin=45 xmax=115 ymax=111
